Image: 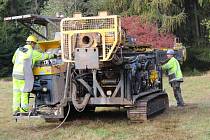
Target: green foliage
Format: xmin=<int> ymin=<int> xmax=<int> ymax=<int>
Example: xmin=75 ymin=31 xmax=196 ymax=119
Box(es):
xmin=0 ymin=22 xmax=29 ymax=76
xmin=0 ymin=0 xmax=209 ymax=76
xmin=41 ymin=0 xmax=95 ymax=17
xmin=201 ymin=19 xmax=210 ymax=41
xmin=41 ymin=0 xmax=71 ymax=16
xmin=89 ymin=0 xmax=186 ymax=32
xmin=189 ymin=47 xmax=210 ymax=63
xmin=0 ymin=0 xmax=9 ymax=18
xmin=198 ymin=0 xmax=210 ymax=6
xmin=182 ymin=45 xmax=210 ymax=75
xmin=41 ymin=0 xmax=188 ymax=32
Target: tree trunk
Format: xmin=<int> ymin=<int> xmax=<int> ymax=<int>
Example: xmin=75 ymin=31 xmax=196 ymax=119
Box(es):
xmin=9 ymin=0 xmax=17 ymax=16
xmin=193 ymin=0 xmax=200 ymax=39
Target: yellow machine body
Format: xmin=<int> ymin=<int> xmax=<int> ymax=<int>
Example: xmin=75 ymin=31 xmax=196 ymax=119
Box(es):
xmin=33 ymin=64 xmax=66 ymax=75
xmin=38 ymin=40 xmax=60 ymax=51
xmin=60 ymin=11 xmax=123 ymax=62
xmin=33 ymin=40 xmax=65 ymax=75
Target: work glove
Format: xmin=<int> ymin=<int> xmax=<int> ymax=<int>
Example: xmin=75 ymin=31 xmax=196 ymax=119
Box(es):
xmin=53 ymin=53 xmax=61 ymax=58
xmin=48 ymin=54 xmax=54 ymax=59
xmin=53 ymin=54 xmax=58 ymax=58
xmin=159 ymin=61 xmax=164 ymax=65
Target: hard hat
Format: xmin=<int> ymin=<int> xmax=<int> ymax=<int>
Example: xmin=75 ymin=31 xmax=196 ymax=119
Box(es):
xmin=26 ymin=35 xmax=38 ymax=43
xmin=166 ymin=49 xmax=175 ymax=55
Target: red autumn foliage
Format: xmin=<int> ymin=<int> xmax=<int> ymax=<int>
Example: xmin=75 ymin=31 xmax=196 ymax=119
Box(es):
xmin=121 ymin=16 xmax=175 ymax=48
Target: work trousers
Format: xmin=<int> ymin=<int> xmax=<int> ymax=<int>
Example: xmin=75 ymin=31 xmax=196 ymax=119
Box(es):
xmin=171 ymin=81 xmax=185 ymax=106
xmin=13 ymin=78 xmax=29 ymax=113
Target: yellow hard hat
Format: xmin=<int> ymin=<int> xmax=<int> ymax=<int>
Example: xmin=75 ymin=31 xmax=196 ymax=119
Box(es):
xmin=26 ymin=35 xmax=38 ymax=43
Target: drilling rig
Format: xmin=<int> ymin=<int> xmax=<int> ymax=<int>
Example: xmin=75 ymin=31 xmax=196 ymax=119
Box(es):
xmin=4 ymin=11 xmax=185 ymax=122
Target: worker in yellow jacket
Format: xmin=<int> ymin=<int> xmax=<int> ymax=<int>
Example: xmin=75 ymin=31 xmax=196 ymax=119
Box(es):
xmin=12 ymin=35 xmax=54 ymax=116
xmin=162 ymin=49 xmax=185 ymax=107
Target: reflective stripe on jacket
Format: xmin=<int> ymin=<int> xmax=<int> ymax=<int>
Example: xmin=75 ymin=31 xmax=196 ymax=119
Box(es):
xmin=12 ymin=45 xmax=33 ymax=79
xmin=162 ymin=57 xmax=183 ymax=82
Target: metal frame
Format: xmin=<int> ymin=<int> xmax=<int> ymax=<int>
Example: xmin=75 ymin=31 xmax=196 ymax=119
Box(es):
xmin=60 ymin=15 xmax=121 ymax=62
xmin=4 ymin=14 xmax=61 ymax=40
xmin=74 ymin=69 xmax=133 ymax=106
xmin=19 ymin=21 xmax=48 ymax=40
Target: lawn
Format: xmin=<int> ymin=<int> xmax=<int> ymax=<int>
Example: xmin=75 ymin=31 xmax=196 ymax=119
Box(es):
xmin=0 ymin=75 xmax=210 ymax=140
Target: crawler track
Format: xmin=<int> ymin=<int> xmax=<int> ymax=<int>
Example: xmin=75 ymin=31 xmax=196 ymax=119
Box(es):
xmin=127 ymin=92 xmax=169 ymax=122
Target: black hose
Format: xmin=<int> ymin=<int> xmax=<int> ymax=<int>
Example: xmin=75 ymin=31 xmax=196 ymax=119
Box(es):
xmin=51 ymin=102 xmax=71 ymax=130
xmin=38 ymin=102 xmax=71 ymax=136
xmin=71 ymin=82 xmax=91 ymax=112
xmin=74 ymin=72 xmax=92 ymax=80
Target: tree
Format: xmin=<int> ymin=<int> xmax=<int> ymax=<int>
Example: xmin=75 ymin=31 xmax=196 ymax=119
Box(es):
xmin=89 ymin=0 xmax=186 ymax=32
xmin=1 ymin=0 xmax=209 ymax=76
xmin=41 ymin=0 xmax=94 ymax=17
xmin=122 ymin=16 xmax=175 ymax=48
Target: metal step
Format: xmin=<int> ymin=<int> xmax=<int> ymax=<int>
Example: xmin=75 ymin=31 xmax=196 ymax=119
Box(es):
xmin=13 ymin=113 xmax=64 ymax=122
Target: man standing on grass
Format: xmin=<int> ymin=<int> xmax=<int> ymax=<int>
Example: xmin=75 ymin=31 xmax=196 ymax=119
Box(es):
xmin=12 ymin=35 xmax=55 ymax=116
xmin=162 ymin=49 xmax=185 ymax=107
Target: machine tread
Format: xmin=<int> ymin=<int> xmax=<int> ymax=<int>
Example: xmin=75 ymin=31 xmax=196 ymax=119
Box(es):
xmin=127 ymin=92 xmax=169 ymax=122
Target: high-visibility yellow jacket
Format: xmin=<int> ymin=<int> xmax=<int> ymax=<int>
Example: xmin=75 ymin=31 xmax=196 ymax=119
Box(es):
xmin=12 ymin=45 xmax=53 ymax=92
xmin=162 ymin=57 xmax=183 ymax=83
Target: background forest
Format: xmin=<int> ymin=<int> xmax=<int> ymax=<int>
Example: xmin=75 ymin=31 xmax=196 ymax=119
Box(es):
xmin=0 ymin=0 xmax=209 ymax=77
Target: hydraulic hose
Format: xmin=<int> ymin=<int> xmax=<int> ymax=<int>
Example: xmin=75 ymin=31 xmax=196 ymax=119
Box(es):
xmin=58 ymin=62 xmax=71 ymax=108
xmin=51 ymin=102 xmax=70 ymax=130
xmin=71 ymin=82 xmax=91 ymax=112
xmin=63 ymin=62 xmax=71 ymax=102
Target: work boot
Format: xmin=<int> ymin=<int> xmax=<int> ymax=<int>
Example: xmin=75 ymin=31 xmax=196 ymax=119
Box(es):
xmin=173 ymin=85 xmax=185 ymax=107
xmin=176 ymin=94 xmax=185 ymax=106
xmin=28 ymin=108 xmax=37 ymax=116
xmin=20 ymin=112 xmax=29 ymax=116
xmin=13 ymin=110 xmax=20 ymax=116
xmin=176 ymin=91 xmax=185 ymax=107
xmin=177 ymin=102 xmax=185 ymax=107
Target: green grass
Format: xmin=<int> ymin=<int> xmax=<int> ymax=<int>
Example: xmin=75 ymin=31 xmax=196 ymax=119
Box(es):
xmin=0 ymin=75 xmax=210 ymax=140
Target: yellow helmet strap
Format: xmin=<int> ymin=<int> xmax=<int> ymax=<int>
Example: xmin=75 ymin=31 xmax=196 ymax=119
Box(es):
xmin=26 ymin=41 xmax=36 ymax=46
